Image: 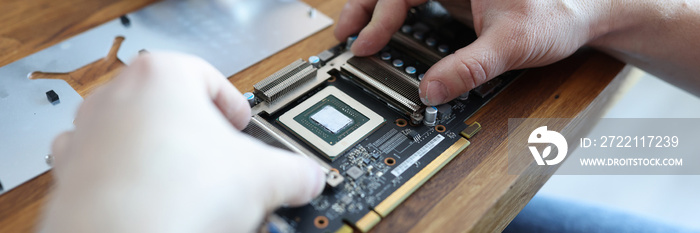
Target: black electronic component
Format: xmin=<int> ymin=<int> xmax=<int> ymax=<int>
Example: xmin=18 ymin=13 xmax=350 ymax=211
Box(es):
xmin=317 ymin=43 xmax=346 ymax=65
xmin=436 ymin=104 xmax=452 ymax=120
xmin=318 ymin=50 xmax=335 ymax=63
xmin=120 ymin=15 xmax=131 ymax=27
xmin=46 ymin=90 xmax=59 ymax=105
xmin=473 ymin=79 xmax=503 ymax=98
xmin=406 ymin=130 xmax=420 ymax=142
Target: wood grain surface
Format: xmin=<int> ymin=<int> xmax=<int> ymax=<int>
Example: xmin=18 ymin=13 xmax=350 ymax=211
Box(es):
xmin=0 ymin=0 xmax=626 ymax=232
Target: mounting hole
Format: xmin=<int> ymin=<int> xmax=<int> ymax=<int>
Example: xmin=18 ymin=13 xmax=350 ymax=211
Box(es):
xmin=435 ymin=125 xmax=446 ymax=132
xmin=327 ymin=76 xmax=337 ymax=82
xmin=395 ymin=118 xmax=408 ymax=127
xmin=435 ymin=125 xmax=447 ymax=133
xmin=384 ymin=157 xmax=396 ymax=166
xmin=314 ymin=216 xmax=329 ymax=229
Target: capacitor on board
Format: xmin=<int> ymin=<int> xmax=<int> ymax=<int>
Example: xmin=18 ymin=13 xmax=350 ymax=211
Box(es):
xmin=309 ymin=55 xmax=321 ymax=68
xmin=423 ymin=106 xmax=438 ymax=126
xmin=346 ymin=36 xmax=357 ymax=50
xmin=243 ymin=92 xmax=255 ymax=107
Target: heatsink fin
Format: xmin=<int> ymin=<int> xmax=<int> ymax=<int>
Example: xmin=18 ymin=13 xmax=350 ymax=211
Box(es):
xmin=253 ymin=59 xmax=317 ymax=103
xmin=342 ymin=56 xmax=423 ymax=115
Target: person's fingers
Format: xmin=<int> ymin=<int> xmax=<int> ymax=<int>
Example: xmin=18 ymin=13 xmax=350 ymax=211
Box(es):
xmin=419 ymin=30 xmax=515 ymax=105
xmin=437 ymin=0 xmax=475 ymax=28
xmin=122 ymin=52 xmax=252 ymax=130
xmin=157 ymin=53 xmax=252 ymax=130
xmin=256 ymin=147 xmax=325 ymax=210
xmin=50 ymin=131 xmax=74 ymax=168
xmin=350 ymin=0 xmax=428 ymax=56
xmin=196 ymin=63 xmax=252 ymax=130
xmin=334 ymin=0 xmax=377 ymax=41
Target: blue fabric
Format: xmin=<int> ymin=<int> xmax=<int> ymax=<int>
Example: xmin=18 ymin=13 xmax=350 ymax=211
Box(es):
xmin=503 ymin=195 xmax=700 ymax=233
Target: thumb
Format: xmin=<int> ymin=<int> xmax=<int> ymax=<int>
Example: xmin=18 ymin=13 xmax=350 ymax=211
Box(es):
xmin=419 ymin=31 xmax=513 ymax=105
xmin=259 ymin=148 xmax=326 ymax=210
xmin=50 ymin=131 xmax=74 ymax=170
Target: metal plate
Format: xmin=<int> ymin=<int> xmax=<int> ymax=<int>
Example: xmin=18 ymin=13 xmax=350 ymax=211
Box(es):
xmin=0 ymin=0 xmax=332 ymax=195
xmin=115 ymin=0 xmax=333 ymax=76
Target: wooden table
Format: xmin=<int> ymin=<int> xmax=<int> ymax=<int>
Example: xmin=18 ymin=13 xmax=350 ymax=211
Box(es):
xmin=0 ymin=0 xmax=627 ymax=232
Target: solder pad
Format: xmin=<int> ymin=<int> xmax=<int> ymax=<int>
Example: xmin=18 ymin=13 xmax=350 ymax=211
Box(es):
xmin=278 ymin=86 xmax=384 ymax=159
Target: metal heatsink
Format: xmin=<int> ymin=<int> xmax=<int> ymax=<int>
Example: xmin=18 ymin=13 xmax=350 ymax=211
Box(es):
xmin=253 ymin=59 xmax=318 ymax=103
xmin=342 ymin=56 xmax=423 ymax=115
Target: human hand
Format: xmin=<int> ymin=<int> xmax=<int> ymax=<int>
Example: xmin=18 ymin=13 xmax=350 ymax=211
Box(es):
xmin=335 ymin=0 xmax=611 ymax=105
xmin=41 ymin=52 xmax=325 ymax=233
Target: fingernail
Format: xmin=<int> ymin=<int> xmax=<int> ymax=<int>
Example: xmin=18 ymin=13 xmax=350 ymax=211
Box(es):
xmin=424 ymin=81 xmax=447 ymax=105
